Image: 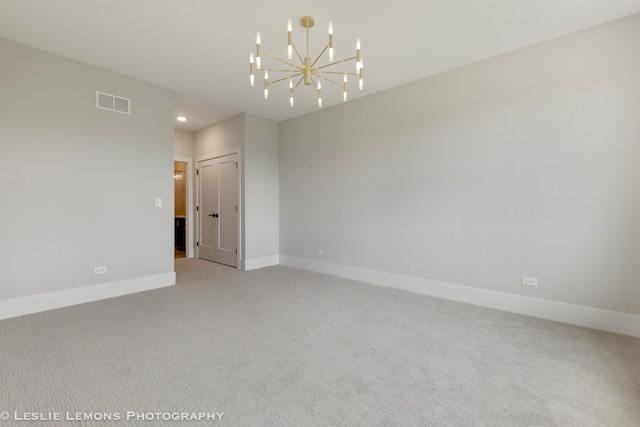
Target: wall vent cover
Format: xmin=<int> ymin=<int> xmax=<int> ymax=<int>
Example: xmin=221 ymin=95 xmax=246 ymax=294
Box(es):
xmin=96 ymin=91 xmax=131 ymax=114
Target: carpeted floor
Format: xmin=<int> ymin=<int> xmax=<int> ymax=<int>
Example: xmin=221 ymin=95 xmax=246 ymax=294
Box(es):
xmin=1 ymin=258 xmax=639 ymax=426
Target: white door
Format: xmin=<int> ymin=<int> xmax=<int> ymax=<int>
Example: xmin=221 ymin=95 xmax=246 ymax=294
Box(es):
xmin=197 ymin=154 xmax=238 ymax=267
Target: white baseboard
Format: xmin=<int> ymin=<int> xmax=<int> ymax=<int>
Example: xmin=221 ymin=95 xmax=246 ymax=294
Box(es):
xmin=244 ymin=255 xmax=280 ymax=271
xmin=279 ymin=255 xmax=640 ymax=339
xmin=0 ymin=272 xmax=176 ymax=320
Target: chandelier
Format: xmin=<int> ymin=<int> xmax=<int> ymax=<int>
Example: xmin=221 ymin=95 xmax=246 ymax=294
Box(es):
xmin=249 ymin=16 xmax=363 ymax=107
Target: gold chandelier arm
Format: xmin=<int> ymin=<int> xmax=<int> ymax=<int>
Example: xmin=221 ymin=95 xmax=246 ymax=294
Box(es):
xmin=261 ymin=52 xmax=304 ymax=70
xmin=262 ymin=68 xmax=302 ymax=73
xmin=310 ymin=44 xmax=330 ymax=68
xmin=315 ymin=56 xmax=357 ymax=70
xmin=316 ymin=71 xmax=359 ymax=76
xmin=289 ymin=75 xmax=305 ymax=95
xmin=313 ymin=75 xmax=342 ymax=88
xmin=291 ymin=42 xmax=304 ymax=64
xmin=269 ymin=73 xmax=304 ymax=85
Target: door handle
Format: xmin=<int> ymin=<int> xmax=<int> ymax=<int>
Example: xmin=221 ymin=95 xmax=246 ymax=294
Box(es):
xmin=208 ymin=213 xmax=219 ymax=217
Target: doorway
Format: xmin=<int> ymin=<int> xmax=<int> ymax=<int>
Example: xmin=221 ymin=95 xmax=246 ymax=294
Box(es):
xmin=174 ymin=161 xmax=187 ymax=259
xmin=197 ymin=153 xmax=238 ymax=267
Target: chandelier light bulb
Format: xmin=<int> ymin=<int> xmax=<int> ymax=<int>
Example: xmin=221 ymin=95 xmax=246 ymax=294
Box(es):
xmin=343 ymin=73 xmax=348 ymax=102
xmin=289 ymin=78 xmax=294 ymax=106
xmin=249 ymin=53 xmax=254 ymax=86
xmin=328 ymin=22 xmax=334 ymax=62
xmin=256 ymin=32 xmax=261 ymax=70
xmin=287 ymin=19 xmax=293 ymax=60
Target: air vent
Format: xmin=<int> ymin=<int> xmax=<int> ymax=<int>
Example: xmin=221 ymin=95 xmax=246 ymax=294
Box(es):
xmin=96 ymin=91 xmax=131 ymax=114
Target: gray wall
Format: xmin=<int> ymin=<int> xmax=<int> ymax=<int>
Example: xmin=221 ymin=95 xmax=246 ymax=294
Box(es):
xmin=0 ymin=38 xmax=175 ymax=300
xmin=244 ymin=114 xmax=279 ymax=262
xmin=279 ymin=14 xmax=640 ymax=315
xmin=194 ymin=114 xmax=245 ymax=157
xmin=174 ymin=128 xmax=194 ymax=158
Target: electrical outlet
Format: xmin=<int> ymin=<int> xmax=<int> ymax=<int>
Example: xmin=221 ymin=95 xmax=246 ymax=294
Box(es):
xmin=315 ymin=249 xmax=323 ymax=255
xmin=94 ymin=266 xmax=108 ymax=274
xmin=522 ymin=277 xmax=537 ymax=287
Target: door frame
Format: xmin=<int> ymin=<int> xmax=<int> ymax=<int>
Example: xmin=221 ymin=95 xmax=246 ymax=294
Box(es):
xmin=174 ymin=156 xmax=194 ymax=258
xmin=195 ymin=147 xmax=242 ymax=269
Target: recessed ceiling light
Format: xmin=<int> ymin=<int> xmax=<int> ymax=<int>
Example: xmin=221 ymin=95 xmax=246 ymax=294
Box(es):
xmin=177 ymin=116 xmax=187 ymax=122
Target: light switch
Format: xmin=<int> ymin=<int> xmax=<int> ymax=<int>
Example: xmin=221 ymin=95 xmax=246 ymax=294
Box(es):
xmin=155 ymin=198 xmax=162 ymax=207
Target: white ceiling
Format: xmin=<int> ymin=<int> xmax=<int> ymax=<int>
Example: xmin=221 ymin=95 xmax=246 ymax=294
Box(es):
xmin=2 ymin=1 xmax=640 ymax=132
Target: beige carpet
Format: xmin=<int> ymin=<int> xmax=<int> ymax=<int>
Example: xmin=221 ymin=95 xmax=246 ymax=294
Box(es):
xmin=1 ymin=258 xmax=639 ymax=426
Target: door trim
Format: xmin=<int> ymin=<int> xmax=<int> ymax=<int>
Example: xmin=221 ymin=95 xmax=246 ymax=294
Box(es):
xmin=195 ymin=147 xmax=242 ymax=269
xmin=174 ymin=156 xmax=194 ymax=258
